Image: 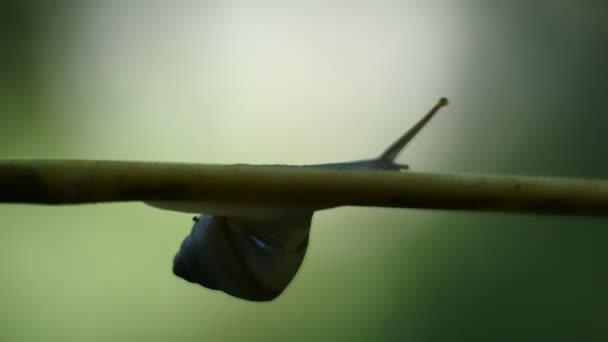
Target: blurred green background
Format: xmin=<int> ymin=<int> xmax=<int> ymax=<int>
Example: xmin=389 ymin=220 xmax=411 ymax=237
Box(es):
xmin=1 ymin=1 xmax=607 ymax=341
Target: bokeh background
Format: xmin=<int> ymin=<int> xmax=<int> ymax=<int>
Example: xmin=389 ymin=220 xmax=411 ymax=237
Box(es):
xmin=1 ymin=1 xmax=607 ymax=341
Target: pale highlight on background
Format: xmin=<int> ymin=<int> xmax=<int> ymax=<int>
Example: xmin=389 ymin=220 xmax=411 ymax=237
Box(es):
xmin=45 ymin=1 xmax=467 ymax=165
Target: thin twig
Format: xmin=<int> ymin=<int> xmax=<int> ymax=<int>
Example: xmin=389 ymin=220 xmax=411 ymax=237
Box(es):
xmin=1 ymin=159 xmax=607 ymax=217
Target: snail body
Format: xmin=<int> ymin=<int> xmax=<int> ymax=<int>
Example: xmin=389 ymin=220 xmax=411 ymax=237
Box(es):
xmin=148 ymin=98 xmax=448 ymax=301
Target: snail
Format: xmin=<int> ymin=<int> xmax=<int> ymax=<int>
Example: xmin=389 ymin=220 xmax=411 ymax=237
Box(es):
xmin=148 ymin=98 xmax=448 ymax=301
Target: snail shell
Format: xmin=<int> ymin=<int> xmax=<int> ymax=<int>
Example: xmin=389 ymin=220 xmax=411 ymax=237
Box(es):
xmin=173 ymin=213 xmax=313 ymax=301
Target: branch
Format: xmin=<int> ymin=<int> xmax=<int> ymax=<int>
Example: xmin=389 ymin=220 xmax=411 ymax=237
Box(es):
xmin=1 ymin=159 xmax=607 ymax=217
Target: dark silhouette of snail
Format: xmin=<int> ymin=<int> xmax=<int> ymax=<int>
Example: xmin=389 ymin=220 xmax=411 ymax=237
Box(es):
xmin=148 ymin=98 xmax=448 ymax=301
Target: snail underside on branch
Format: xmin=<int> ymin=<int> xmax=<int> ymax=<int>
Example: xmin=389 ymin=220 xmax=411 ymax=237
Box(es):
xmin=147 ymin=98 xmax=449 ymax=301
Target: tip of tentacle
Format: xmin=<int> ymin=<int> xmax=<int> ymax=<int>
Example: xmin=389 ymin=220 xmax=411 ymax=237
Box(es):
xmin=438 ymin=97 xmax=448 ymax=107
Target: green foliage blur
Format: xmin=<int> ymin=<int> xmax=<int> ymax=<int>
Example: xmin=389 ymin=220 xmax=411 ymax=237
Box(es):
xmin=1 ymin=1 xmax=607 ymax=341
